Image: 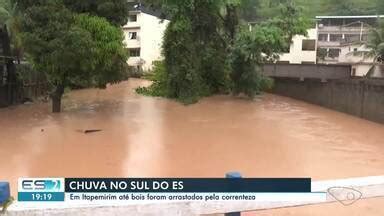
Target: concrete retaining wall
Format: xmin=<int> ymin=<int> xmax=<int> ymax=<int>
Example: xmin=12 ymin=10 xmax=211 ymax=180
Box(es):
xmin=271 ymin=78 xmax=384 ymax=124
xmin=262 ymin=64 xmax=351 ymax=80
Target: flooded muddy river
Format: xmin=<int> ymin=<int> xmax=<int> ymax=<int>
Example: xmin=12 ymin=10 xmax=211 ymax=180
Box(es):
xmin=0 ymin=79 xmax=383 ymax=215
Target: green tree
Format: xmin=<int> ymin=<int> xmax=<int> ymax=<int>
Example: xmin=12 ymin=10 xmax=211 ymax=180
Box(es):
xmin=139 ymin=0 xmax=309 ymax=102
xmin=62 ymin=0 xmax=129 ymax=26
xmin=230 ymin=2 xmax=309 ymax=97
xmin=325 ymin=0 xmax=376 ymax=16
xmin=20 ymin=0 xmax=128 ymax=112
xmin=16 ymin=0 xmax=128 ymax=26
xmin=0 ymin=0 xmax=23 ymax=63
xmin=378 ymin=0 xmax=384 ymax=14
xmin=153 ymin=0 xmax=234 ymax=103
xmin=238 ymin=0 xmax=261 ymax=21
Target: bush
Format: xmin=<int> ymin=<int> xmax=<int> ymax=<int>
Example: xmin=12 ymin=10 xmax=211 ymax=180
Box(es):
xmin=128 ymin=66 xmax=144 ymax=78
xmin=136 ymin=61 xmax=169 ymax=97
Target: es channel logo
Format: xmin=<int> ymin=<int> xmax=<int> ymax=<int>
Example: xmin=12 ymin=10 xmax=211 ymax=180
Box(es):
xmin=18 ymin=178 xmax=65 ymax=202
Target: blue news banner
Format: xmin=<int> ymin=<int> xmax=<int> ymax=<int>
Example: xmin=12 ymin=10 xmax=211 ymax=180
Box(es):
xmin=18 ymin=178 xmax=326 ymax=203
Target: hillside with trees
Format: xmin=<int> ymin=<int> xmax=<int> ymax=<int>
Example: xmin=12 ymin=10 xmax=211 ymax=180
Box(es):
xmin=241 ymin=0 xmax=382 ymax=22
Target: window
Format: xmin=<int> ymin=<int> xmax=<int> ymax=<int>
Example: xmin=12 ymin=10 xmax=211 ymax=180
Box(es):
xmin=317 ymin=48 xmax=327 ymax=60
xmin=128 ymin=32 xmax=137 ymax=40
xmin=344 ymin=34 xmax=360 ymax=43
xmin=302 ymin=39 xmax=316 ymax=51
xmin=329 ymin=34 xmax=342 ymax=42
xmin=328 ymin=48 xmax=340 ymax=58
xmin=128 ymin=14 xmax=137 ymax=22
xmin=129 ymin=48 xmax=141 ymax=57
xmin=318 ymin=34 xmax=328 ymax=41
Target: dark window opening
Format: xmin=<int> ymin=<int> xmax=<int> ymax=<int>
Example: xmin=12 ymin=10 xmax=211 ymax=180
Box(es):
xmin=344 ymin=34 xmax=360 ymax=43
xmin=328 ymin=48 xmax=340 ymax=58
xmin=128 ymin=32 xmax=137 ymax=40
xmin=330 ymin=34 xmax=342 ymax=42
xmin=318 ymin=34 xmax=328 ymax=41
xmin=128 ymin=14 xmax=137 ymax=22
xmin=302 ymin=40 xmax=316 ymax=51
xmin=129 ymin=48 xmax=141 ymax=57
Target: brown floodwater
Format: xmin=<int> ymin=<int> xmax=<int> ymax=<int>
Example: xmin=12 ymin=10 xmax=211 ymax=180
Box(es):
xmin=0 ymin=79 xmax=383 ymax=214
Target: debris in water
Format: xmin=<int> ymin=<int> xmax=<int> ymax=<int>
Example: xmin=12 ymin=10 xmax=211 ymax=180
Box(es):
xmin=76 ymin=129 xmax=103 ymax=134
xmin=85 ymin=130 xmax=102 ymax=134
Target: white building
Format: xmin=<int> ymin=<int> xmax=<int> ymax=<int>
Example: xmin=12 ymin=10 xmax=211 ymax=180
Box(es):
xmin=278 ymin=28 xmax=318 ymax=64
xmin=274 ymin=15 xmax=384 ymax=77
xmin=316 ymin=15 xmax=384 ymax=77
xmin=123 ymin=6 xmax=169 ymax=71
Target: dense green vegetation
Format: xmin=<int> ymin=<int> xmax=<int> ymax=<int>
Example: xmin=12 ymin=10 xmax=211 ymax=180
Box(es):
xmin=0 ymin=0 xmax=22 ymax=63
xmin=62 ymin=0 xmax=129 ymax=26
xmin=237 ymin=0 xmax=382 ymax=22
xmin=138 ymin=0 xmax=309 ymax=103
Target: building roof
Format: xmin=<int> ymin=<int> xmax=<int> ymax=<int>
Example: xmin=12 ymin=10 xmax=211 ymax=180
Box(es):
xmin=130 ymin=3 xmax=169 ymax=20
xmin=316 ymin=15 xmax=384 ymax=19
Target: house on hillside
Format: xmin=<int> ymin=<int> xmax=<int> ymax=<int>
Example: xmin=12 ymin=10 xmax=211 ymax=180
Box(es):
xmin=270 ymin=15 xmax=384 ymax=78
xmin=123 ymin=3 xmax=170 ymax=71
xmin=316 ymin=15 xmax=384 ymax=77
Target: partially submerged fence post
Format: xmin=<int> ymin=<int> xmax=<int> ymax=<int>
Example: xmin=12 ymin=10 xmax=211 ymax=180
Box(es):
xmin=225 ymin=172 xmax=242 ymax=216
xmin=0 ymin=182 xmax=10 ymax=205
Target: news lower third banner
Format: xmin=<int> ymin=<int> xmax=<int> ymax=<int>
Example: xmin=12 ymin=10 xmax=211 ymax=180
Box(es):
xmin=18 ymin=178 xmax=326 ymax=203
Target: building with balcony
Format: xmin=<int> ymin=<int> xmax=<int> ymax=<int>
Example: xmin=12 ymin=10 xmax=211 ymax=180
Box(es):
xmin=316 ymin=15 xmax=384 ymax=76
xmin=123 ymin=3 xmax=169 ymax=71
xmin=274 ymin=15 xmax=383 ymax=77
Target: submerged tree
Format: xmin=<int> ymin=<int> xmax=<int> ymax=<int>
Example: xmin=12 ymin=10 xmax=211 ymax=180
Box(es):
xmin=19 ymin=0 xmax=128 ymax=112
